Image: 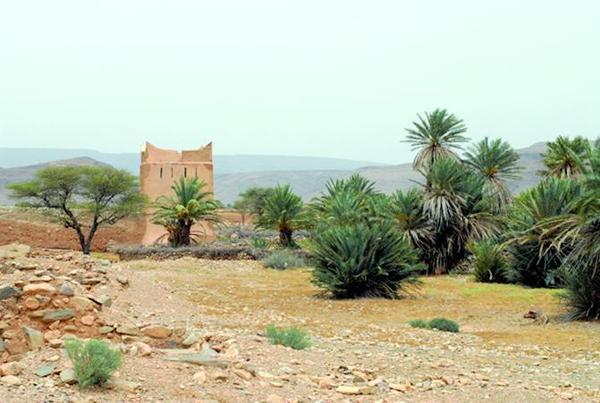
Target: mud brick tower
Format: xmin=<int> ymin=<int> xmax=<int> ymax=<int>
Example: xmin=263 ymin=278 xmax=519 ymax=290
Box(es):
xmin=140 ymin=142 xmax=214 ymax=244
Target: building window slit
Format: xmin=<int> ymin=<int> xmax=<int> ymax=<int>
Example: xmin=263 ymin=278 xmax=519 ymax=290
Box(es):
xmin=160 ymin=167 xmax=163 ymax=179
xmin=184 ymin=167 xmax=187 ymax=177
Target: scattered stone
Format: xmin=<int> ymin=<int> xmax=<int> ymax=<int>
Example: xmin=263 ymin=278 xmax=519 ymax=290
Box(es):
xmin=336 ymin=385 xmax=373 ymax=395
xmin=0 ymin=340 xmax=4 ymax=352
xmin=266 ymin=394 xmax=285 ymax=403
xmin=105 ymin=378 xmax=142 ymax=392
xmin=5 ymin=339 xmax=28 ymax=355
xmin=23 ymin=326 xmax=44 ymax=350
xmin=90 ymin=295 xmax=112 ymax=307
xmin=0 ymin=284 xmax=19 ymax=300
xmin=116 ymin=276 xmax=129 ymax=286
xmin=233 ymin=368 xmax=253 ymax=381
xmin=142 ymin=325 xmax=172 ymax=339
xmin=210 ymin=368 xmax=228 ymax=382
xmin=70 ymin=296 xmax=96 ymax=311
xmin=60 ymin=368 xmax=77 ymax=385
xmin=35 ymin=363 xmax=56 ymax=378
xmin=182 ymin=333 xmax=201 ymax=347
xmin=116 ymin=325 xmax=140 ymax=336
xmin=193 ymin=370 xmax=207 ymax=384
xmin=99 ymin=326 xmax=115 ymax=334
xmin=0 ymin=362 xmax=23 ymax=376
xmin=0 ymin=375 xmax=21 ymax=385
xmin=42 ymin=309 xmax=75 ymax=322
xmin=22 ymin=283 xmax=56 ymax=295
xmin=59 ymin=282 xmax=75 ymax=296
xmin=23 ymin=297 xmax=41 ymax=310
xmin=162 ymin=351 xmax=227 ymax=368
xmin=48 ymin=339 xmax=63 ymax=348
xmin=80 ymin=315 xmax=95 ymax=326
xmin=130 ymin=342 xmax=152 ymax=357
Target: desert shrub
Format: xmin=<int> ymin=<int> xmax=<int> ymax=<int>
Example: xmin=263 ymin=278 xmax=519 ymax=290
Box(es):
xmin=263 ymin=249 xmax=306 ymax=270
xmin=265 ymin=325 xmax=311 ymax=350
xmin=311 ymin=222 xmax=422 ymax=299
xmin=408 ymin=319 xmax=430 ymax=329
xmin=408 ymin=318 xmax=459 ymax=332
xmin=429 ymin=317 xmax=460 ymax=332
xmin=250 ymin=237 xmax=270 ymax=249
xmin=469 ymin=241 xmax=513 ymax=283
xmin=64 ymin=338 xmax=122 ymax=389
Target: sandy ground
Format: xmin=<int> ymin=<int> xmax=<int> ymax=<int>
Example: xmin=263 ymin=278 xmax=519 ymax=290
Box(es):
xmin=1 ymin=252 xmax=600 ymax=402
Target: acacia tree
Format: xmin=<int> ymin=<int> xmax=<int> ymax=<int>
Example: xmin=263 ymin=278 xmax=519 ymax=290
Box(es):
xmin=232 ymin=187 xmax=275 ymax=225
xmin=152 ymin=177 xmax=220 ymax=247
xmin=8 ymin=166 xmax=145 ymax=254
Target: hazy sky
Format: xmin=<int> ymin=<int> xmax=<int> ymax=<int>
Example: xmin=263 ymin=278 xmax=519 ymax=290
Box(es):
xmin=1 ymin=1 xmax=599 ymax=164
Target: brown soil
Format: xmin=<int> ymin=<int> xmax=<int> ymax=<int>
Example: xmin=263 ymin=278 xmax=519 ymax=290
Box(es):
xmin=2 ymin=250 xmax=599 ymax=402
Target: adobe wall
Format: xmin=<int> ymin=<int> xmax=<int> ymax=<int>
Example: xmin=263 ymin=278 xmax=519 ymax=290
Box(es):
xmin=140 ymin=142 xmax=215 ymax=245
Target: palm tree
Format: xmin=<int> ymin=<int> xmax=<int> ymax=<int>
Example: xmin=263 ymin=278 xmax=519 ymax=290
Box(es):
xmin=505 ymin=177 xmax=583 ymax=287
xmin=256 ymin=185 xmax=305 ymax=246
xmin=540 ymin=146 xmax=600 ymax=319
xmin=421 ymin=157 xmax=499 ymax=274
xmin=152 ymin=177 xmax=220 ymax=246
xmin=539 ymin=136 xmax=591 ymax=178
xmin=464 ymin=137 xmax=522 ymax=209
xmin=405 ymin=109 xmax=468 ymax=175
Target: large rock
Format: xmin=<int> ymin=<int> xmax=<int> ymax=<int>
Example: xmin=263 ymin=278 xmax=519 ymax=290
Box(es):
xmin=141 ymin=325 xmax=172 ymax=339
xmin=23 ymin=326 xmax=44 ymax=350
xmin=35 ymin=363 xmax=55 ymax=378
xmin=5 ymin=339 xmax=28 ymax=355
xmin=116 ymin=325 xmax=140 ymax=336
xmin=42 ymin=309 xmax=75 ymax=322
xmin=0 ymin=284 xmax=19 ymax=300
xmin=22 ymin=283 xmax=56 ymax=296
xmin=69 ymin=296 xmax=95 ymax=311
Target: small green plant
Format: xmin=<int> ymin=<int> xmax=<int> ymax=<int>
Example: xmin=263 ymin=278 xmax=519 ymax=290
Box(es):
xmin=250 ymin=237 xmax=269 ymax=249
xmin=408 ymin=318 xmax=460 ymax=333
xmin=263 ymin=249 xmax=306 ymax=269
xmin=429 ymin=318 xmax=460 ymax=333
xmin=408 ymin=319 xmax=430 ymax=329
xmin=64 ymin=338 xmax=122 ymax=389
xmin=265 ymin=325 xmax=311 ymax=350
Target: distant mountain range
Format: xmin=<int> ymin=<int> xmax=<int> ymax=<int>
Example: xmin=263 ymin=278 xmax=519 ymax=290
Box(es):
xmin=0 ymin=148 xmax=384 ymax=175
xmin=0 ymin=143 xmax=547 ymax=205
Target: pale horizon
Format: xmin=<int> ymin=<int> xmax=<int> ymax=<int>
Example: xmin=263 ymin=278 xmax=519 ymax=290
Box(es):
xmin=1 ymin=1 xmax=599 ymax=164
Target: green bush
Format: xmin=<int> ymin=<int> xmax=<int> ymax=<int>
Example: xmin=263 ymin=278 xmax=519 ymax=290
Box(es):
xmin=408 ymin=319 xmax=430 ymax=329
xmin=408 ymin=318 xmax=459 ymax=333
xmin=469 ymin=241 xmax=513 ymax=283
xmin=64 ymin=338 xmax=122 ymax=389
xmin=265 ymin=325 xmax=311 ymax=350
xmin=263 ymin=249 xmax=306 ymax=269
xmin=311 ymin=222 xmax=422 ymax=299
xmin=429 ymin=318 xmax=460 ymax=332
xmin=561 ymin=264 xmax=600 ymax=321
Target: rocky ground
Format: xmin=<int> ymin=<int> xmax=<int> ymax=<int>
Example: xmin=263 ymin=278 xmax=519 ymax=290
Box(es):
xmin=1 ymin=244 xmax=599 ymax=402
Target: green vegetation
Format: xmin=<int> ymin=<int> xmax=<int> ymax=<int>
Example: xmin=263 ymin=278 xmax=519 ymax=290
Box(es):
xmin=409 ymin=318 xmax=459 ymax=333
xmin=263 ymin=249 xmax=306 ymax=269
xmin=265 ymin=325 xmax=311 ymax=350
xmin=8 ymin=166 xmax=145 ymax=254
xmin=469 ymin=241 xmax=512 ymax=283
xmin=429 ymin=317 xmax=460 ymax=332
xmin=152 ymin=177 xmax=220 ymax=247
xmin=64 ymin=338 xmax=122 ymax=389
xmin=233 ymin=186 xmax=275 ymax=224
xmin=255 ymin=185 xmax=305 ymax=247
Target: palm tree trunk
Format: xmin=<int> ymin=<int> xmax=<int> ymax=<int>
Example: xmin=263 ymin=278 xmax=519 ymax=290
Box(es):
xmin=279 ymin=229 xmax=293 ymax=247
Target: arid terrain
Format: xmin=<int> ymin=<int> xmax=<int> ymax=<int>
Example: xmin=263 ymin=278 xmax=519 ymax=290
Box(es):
xmin=1 ymin=244 xmax=599 ymax=402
